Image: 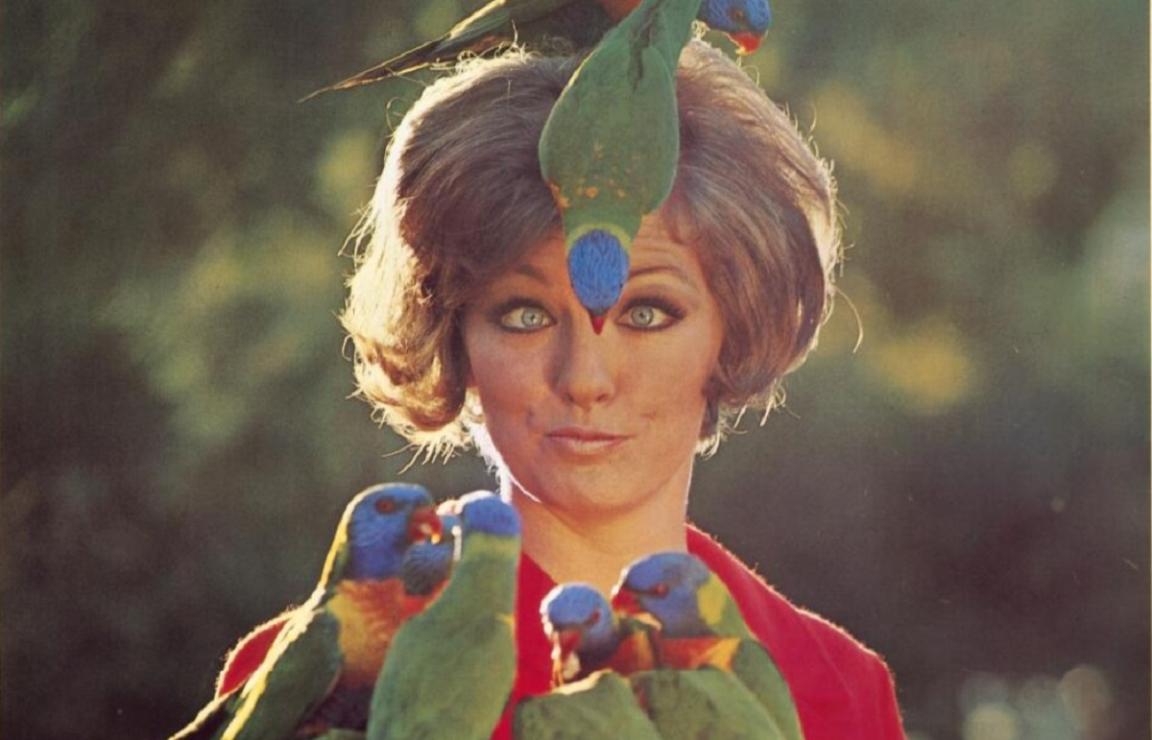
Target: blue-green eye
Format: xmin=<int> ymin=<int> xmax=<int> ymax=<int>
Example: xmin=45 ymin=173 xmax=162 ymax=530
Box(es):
xmin=619 ymin=302 xmax=679 ymax=330
xmin=499 ymin=305 xmax=554 ymax=332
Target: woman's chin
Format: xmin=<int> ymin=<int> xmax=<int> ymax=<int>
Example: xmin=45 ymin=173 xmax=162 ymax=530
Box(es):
xmin=512 ymin=470 xmax=656 ymax=518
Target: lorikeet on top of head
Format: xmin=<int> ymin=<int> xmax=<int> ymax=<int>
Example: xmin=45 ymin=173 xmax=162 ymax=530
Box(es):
xmin=305 ymin=0 xmax=771 ymax=98
xmin=538 ymin=0 xmax=704 ymax=328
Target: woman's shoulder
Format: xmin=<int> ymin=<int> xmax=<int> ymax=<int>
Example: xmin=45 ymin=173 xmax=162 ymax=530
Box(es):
xmin=686 ymin=524 xmax=905 ymax=739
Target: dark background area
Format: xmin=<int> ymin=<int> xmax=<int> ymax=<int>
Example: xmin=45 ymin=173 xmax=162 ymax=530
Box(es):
xmin=2 ymin=1 xmax=1148 ymax=738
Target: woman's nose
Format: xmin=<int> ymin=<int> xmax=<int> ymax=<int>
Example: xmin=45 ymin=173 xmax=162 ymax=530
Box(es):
xmin=552 ymin=317 xmax=616 ymax=409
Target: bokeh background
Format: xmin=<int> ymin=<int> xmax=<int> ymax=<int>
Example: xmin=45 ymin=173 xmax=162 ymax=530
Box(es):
xmin=3 ymin=1 xmax=1148 ymax=738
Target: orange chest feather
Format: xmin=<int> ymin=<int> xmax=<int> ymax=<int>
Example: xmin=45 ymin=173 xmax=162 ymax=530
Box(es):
xmin=607 ymin=629 xmax=658 ymax=675
xmin=328 ymin=579 xmax=407 ymax=687
xmin=655 ymin=635 xmax=741 ymax=671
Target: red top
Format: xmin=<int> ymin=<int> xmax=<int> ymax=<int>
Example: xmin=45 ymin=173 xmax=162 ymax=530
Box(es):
xmin=216 ymin=525 xmax=905 ymax=739
xmin=494 ymin=525 xmax=905 ymax=740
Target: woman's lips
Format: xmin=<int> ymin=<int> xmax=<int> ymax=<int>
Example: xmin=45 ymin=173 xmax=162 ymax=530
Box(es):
xmin=545 ymin=427 xmax=630 ymax=456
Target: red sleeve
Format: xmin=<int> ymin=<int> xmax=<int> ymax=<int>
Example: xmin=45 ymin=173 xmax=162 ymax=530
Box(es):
xmin=687 ymin=525 xmax=906 ymax=740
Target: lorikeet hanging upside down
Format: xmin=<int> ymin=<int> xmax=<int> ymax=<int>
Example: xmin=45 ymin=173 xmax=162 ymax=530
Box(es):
xmin=171 ymin=483 xmax=441 ymax=740
xmin=612 ymin=551 xmax=805 ymax=740
xmin=538 ymin=0 xmax=702 ymax=330
xmin=367 ymin=492 xmax=521 ymax=740
xmin=304 ymin=0 xmax=771 ymax=98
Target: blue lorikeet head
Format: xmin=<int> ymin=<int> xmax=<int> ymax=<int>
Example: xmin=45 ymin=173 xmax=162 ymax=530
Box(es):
xmin=344 ymin=483 xmax=440 ymax=581
xmin=401 ymin=521 xmax=456 ymax=597
xmin=700 ymin=0 xmax=772 ymax=53
xmin=568 ymin=230 xmax=630 ymax=327
xmin=459 ymin=491 xmax=522 ymax=538
xmin=611 ymin=552 xmax=713 ymax=637
xmin=542 ymin=583 xmax=619 ymax=663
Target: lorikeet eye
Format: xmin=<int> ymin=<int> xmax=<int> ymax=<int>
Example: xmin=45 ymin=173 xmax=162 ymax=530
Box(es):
xmin=730 ymin=7 xmax=747 ymax=22
xmin=651 ymin=583 xmax=670 ymax=597
xmin=585 ymin=608 xmax=602 ymax=627
xmin=375 ymin=497 xmax=398 ymax=514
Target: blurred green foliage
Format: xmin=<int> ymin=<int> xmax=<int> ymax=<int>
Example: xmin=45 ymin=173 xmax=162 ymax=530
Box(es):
xmin=2 ymin=1 xmax=1147 ymax=738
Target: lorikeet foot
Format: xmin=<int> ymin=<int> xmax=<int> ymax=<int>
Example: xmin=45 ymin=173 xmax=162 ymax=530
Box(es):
xmin=567 ymin=230 xmax=630 ymax=322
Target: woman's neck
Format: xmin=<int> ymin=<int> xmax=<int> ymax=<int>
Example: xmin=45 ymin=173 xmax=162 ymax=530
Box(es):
xmin=504 ymin=474 xmax=691 ymax=596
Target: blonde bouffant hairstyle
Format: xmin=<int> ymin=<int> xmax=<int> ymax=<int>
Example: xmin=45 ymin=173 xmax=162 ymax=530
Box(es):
xmin=342 ymin=39 xmax=839 ymax=459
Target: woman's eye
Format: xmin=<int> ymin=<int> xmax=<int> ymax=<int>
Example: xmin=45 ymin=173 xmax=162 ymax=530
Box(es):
xmin=499 ymin=305 xmax=554 ymax=332
xmin=619 ymin=303 xmax=677 ymax=330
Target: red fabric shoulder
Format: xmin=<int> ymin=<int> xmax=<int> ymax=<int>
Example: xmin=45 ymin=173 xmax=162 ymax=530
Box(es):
xmin=686 ymin=525 xmax=905 ymax=740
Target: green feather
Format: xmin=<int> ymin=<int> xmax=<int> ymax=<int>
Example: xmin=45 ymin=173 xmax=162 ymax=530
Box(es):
xmin=221 ymin=612 xmax=344 ymax=740
xmin=367 ymin=531 xmax=519 ymax=740
xmin=171 ymin=608 xmax=344 ymax=740
xmin=692 ymin=572 xmax=803 ymax=740
xmin=539 ymin=0 xmax=702 ymax=248
xmin=729 ymin=641 xmax=805 ymax=740
xmin=171 ymin=485 xmax=436 ymax=740
xmin=631 ymin=668 xmax=787 ymax=740
xmin=513 ymin=670 xmax=662 ymax=739
xmin=306 ymin=0 xmax=614 ymax=98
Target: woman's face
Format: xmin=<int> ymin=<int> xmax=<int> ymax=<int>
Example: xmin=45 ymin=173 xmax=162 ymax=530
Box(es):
xmin=462 ymin=214 xmax=724 ymax=517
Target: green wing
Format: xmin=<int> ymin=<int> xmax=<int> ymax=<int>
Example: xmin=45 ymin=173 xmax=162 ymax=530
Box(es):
xmin=310 ymin=0 xmax=609 ymax=97
xmin=539 ymin=0 xmax=702 ymax=243
xmin=631 ymin=668 xmax=786 ymax=740
xmin=731 ymin=640 xmax=804 ymax=740
xmin=513 ymin=670 xmax=662 ymax=739
xmin=368 ymin=534 xmax=519 ymax=740
xmin=221 ymin=609 xmax=343 ymax=740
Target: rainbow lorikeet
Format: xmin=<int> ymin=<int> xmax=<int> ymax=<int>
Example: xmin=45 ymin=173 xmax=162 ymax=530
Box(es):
xmin=613 ymin=551 xmax=805 ymax=740
xmin=398 ymin=510 xmax=459 ymax=607
xmin=539 ymin=582 xmax=656 ymax=687
xmin=215 ymin=512 xmax=463 ymax=699
xmin=366 ymin=492 xmax=521 ymax=740
xmin=170 ymin=483 xmax=441 ymax=740
xmin=538 ymin=0 xmax=702 ymax=329
xmin=306 ymin=0 xmax=770 ymax=98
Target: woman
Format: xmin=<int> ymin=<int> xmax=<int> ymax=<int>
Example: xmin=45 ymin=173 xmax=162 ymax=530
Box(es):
xmin=218 ymin=39 xmax=903 ymax=738
xmin=340 ymin=39 xmax=904 ymax=738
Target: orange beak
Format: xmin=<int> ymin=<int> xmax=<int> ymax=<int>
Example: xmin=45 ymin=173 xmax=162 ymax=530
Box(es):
xmin=407 ymin=507 xmax=443 ymax=544
xmin=590 ymin=313 xmax=607 ymax=335
xmin=731 ymin=32 xmax=762 ymax=55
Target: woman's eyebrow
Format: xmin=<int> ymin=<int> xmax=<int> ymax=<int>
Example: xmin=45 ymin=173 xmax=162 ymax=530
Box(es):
xmin=506 ymin=263 xmax=550 ymax=284
xmin=628 ymin=263 xmax=695 ymax=287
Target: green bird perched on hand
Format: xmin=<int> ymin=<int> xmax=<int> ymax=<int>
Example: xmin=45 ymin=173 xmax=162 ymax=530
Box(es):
xmin=538 ymin=0 xmax=702 ymax=330
xmin=367 ymin=492 xmax=521 ymax=740
xmin=171 ymin=484 xmax=442 ymax=740
xmin=305 ymin=0 xmax=770 ymax=99
xmin=613 ymin=551 xmax=805 ymax=740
